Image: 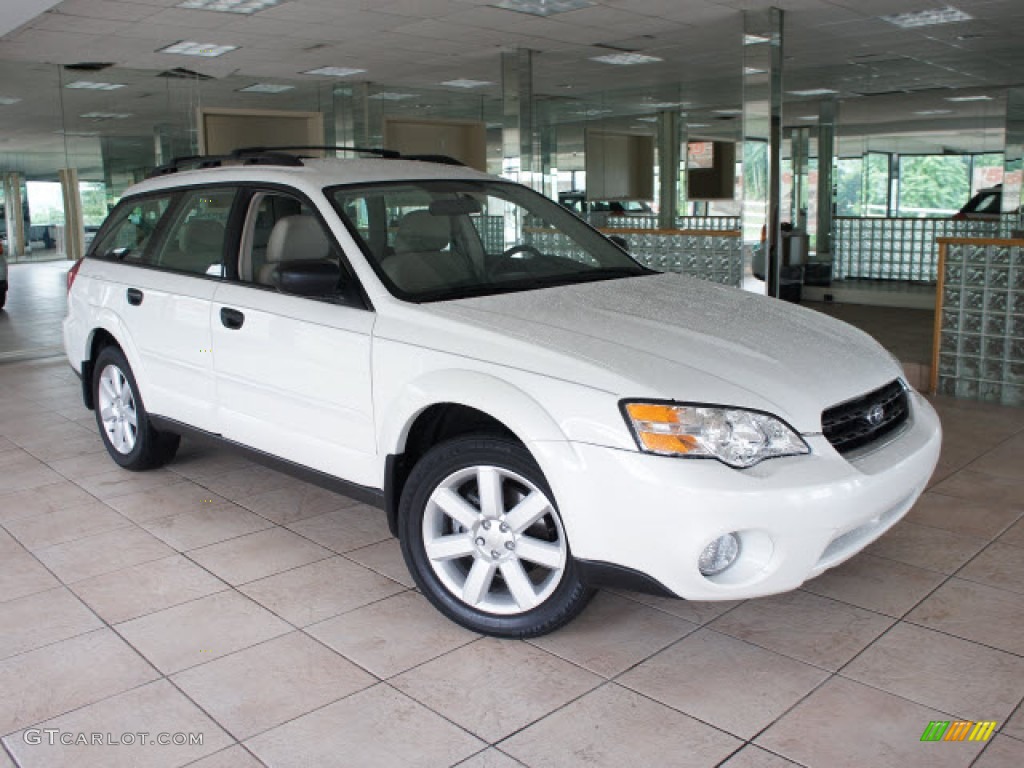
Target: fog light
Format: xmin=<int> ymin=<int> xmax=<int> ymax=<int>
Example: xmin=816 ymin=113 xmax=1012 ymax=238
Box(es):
xmin=698 ymin=533 xmax=740 ymax=576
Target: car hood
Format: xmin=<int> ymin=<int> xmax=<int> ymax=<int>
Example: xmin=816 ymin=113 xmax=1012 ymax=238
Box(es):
xmin=424 ymin=273 xmax=902 ymax=433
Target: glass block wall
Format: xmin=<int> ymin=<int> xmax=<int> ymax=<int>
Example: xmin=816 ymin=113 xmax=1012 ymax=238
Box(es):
xmin=524 ymin=227 xmax=744 ymax=287
xmin=935 ymin=240 xmax=1024 ymax=406
xmin=835 ymin=218 xmax=1001 ymax=282
xmin=602 ymin=215 xmax=742 ymax=232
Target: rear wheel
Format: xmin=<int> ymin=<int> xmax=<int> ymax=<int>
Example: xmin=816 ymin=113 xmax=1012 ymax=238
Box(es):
xmin=399 ymin=436 xmax=592 ymax=637
xmin=93 ymin=346 xmax=179 ymax=470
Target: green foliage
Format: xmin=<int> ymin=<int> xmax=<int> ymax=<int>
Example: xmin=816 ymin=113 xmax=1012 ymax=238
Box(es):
xmin=898 ymin=155 xmax=970 ymax=216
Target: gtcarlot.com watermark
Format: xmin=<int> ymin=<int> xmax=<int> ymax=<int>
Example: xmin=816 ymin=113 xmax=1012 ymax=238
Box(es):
xmin=23 ymin=729 xmax=203 ymax=747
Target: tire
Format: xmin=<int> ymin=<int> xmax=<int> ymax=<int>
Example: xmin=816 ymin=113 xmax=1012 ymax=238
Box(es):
xmin=93 ymin=346 xmax=180 ymax=470
xmin=399 ymin=436 xmax=592 ymax=638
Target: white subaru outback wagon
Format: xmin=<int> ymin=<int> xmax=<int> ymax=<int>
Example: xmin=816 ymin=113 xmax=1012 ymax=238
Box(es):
xmin=64 ymin=149 xmax=942 ymax=637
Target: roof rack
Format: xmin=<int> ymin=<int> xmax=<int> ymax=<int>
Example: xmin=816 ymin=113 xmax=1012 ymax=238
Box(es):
xmin=147 ymin=145 xmax=465 ymax=179
xmin=148 ymin=150 xmax=304 ymax=178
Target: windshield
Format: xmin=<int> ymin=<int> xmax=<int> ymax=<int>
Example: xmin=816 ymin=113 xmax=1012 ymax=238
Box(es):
xmin=328 ymin=180 xmax=648 ymax=302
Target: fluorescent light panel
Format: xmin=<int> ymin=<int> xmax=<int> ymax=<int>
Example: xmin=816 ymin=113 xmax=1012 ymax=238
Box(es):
xmin=591 ymin=53 xmax=662 ymax=66
xmin=80 ymin=112 xmax=132 ymax=119
xmin=178 ymin=0 xmax=281 ymax=13
xmin=712 ymin=109 xmax=742 ymax=115
xmin=788 ymin=88 xmax=838 ymax=96
xmin=946 ymin=94 xmax=992 ymax=102
xmin=238 ymin=83 xmax=295 ymax=93
xmin=881 ymin=6 xmax=972 ymax=28
xmin=65 ymin=81 xmax=126 ymax=90
xmin=0 ymin=96 xmax=21 ymax=105
xmin=914 ymin=109 xmax=953 ymax=115
xmin=159 ymin=41 xmax=238 ymax=57
xmin=441 ymin=79 xmax=493 ymax=88
xmin=302 ymin=66 xmax=366 ymax=77
xmin=491 ymin=0 xmax=594 ymax=17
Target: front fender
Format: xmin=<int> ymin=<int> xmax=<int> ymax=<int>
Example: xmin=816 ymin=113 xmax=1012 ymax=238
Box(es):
xmin=379 ymin=368 xmax=569 ymax=457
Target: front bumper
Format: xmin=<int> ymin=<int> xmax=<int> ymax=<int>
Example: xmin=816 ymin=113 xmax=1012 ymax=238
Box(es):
xmin=535 ymin=390 xmax=941 ymax=601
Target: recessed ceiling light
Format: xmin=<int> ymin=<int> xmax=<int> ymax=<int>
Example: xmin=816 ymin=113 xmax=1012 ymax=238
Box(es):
xmin=686 ymin=123 xmax=709 ymax=128
xmin=302 ymin=66 xmax=366 ymax=77
xmin=158 ymin=41 xmax=238 ymax=57
xmin=591 ymin=53 xmax=662 ymax=66
xmin=796 ymin=115 xmax=818 ymax=121
xmin=743 ymin=34 xmax=771 ymax=45
xmin=881 ymin=6 xmax=972 ymax=28
xmin=0 ymin=96 xmax=21 ymax=105
xmin=65 ymin=80 xmax=126 ymax=90
xmin=914 ymin=109 xmax=954 ymax=115
xmin=440 ymin=79 xmax=493 ymax=89
xmin=712 ymin=109 xmax=743 ymax=115
xmin=946 ymin=94 xmax=992 ymax=102
xmin=238 ymin=83 xmax=295 ymax=93
xmin=177 ymin=0 xmax=282 ymax=13
xmin=491 ymin=0 xmax=595 ymax=17
xmin=80 ymin=112 xmax=132 ymax=119
xmin=369 ymin=92 xmax=415 ymax=101
xmin=571 ymin=108 xmax=613 ymax=116
xmin=636 ymin=117 xmax=658 ymax=123
xmin=644 ymin=101 xmax=684 ymax=109
xmin=787 ymin=88 xmax=838 ymax=96
xmin=743 ymin=67 xmax=767 ymax=75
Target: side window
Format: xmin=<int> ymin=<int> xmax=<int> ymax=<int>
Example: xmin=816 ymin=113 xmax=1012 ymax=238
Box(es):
xmin=239 ymin=191 xmax=352 ymax=302
xmin=151 ymin=188 xmax=236 ymax=277
xmin=91 ymin=196 xmax=173 ymax=262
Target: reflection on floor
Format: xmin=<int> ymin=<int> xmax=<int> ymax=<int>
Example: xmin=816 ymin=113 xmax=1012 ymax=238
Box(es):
xmin=0 ymin=358 xmax=1022 ymax=768
xmin=0 ymin=261 xmax=70 ymax=362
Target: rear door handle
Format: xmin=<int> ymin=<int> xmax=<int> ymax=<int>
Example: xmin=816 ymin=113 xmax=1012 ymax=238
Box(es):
xmin=126 ymin=288 xmax=143 ymax=306
xmin=220 ymin=307 xmax=245 ymax=330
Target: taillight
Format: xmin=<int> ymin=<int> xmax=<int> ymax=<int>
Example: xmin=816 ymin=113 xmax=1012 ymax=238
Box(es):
xmin=67 ymin=259 xmax=84 ymax=293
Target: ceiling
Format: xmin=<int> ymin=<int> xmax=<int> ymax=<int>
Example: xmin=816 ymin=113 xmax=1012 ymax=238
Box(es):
xmin=0 ymin=0 xmax=1021 ymax=178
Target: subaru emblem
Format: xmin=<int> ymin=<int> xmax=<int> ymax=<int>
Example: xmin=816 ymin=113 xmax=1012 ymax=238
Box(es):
xmin=866 ymin=404 xmax=885 ymax=426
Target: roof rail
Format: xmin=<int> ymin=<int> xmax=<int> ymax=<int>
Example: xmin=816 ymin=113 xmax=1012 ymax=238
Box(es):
xmin=148 ymin=150 xmax=303 ymax=178
xmin=147 ymin=145 xmax=465 ymax=179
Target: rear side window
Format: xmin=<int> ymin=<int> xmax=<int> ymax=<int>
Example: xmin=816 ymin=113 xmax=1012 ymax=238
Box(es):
xmin=91 ymin=196 xmax=173 ymax=262
xmin=152 ymin=188 xmax=237 ymax=277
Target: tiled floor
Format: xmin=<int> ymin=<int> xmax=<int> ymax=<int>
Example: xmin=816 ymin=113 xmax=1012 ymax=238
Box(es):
xmin=0 ymin=359 xmax=1022 ymax=768
xmin=0 ymin=261 xmax=70 ymax=363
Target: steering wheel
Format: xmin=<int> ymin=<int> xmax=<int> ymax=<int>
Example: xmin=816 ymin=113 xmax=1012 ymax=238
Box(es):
xmin=488 ymin=243 xmax=545 ymax=279
xmin=501 ymin=243 xmax=544 ymax=260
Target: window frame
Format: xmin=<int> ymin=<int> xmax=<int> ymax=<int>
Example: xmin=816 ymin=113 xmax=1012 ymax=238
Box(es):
xmin=147 ymin=185 xmax=242 ymax=279
xmin=228 ymin=183 xmax=374 ymax=312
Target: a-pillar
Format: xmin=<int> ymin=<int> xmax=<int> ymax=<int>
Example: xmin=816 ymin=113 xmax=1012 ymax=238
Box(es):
xmin=502 ymin=49 xmax=540 ymax=191
xmin=59 ymin=168 xmax=85 ymax=262
xmin=742 ymin=7 xmax=784 ymax=297
xmin=2 ymin=173 xmax=26 ymax=259
xmin=657 ymin=110 xmax=683 ymax=229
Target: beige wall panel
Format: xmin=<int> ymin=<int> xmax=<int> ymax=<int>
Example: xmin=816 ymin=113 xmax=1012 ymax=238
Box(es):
xmin=199 ymin=108 xmax=324 ymax=155
xmin=383 ymin=118 xmax=487 ymax=171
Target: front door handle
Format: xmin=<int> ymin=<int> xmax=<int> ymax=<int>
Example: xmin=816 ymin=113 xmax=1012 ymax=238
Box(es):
xmin=126 ymin=288 xmax=143 ymax=306
xmin=220 ymin=307 xmax=245 ymax=330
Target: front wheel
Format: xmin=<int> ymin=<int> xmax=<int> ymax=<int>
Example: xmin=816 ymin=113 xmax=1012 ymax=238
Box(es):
xmin=399 ymin=436 xmax=592 ymax=637
xmin=93 ymin=346 xmax=179 ymax=470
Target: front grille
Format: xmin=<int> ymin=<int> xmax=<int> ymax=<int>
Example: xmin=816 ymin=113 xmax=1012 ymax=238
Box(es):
xmin=822 ymin=379 xmax=909 ymax=455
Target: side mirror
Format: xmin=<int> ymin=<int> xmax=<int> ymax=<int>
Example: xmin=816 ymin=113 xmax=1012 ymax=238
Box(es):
xmin=274 ymin=260 xmax=341 ymax=297
xmin=608 ymin=235 xmax=629 ymax=252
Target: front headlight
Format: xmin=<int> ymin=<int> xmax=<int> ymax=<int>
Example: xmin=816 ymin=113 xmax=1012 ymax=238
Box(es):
xmin=622 ymin=402 xmax=809 ymax=468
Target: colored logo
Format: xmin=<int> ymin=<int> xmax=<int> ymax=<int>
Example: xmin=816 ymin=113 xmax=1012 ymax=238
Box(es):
xmin=920 ymin=721 xmax=997 ymax=742
xmin=866 ymin=404 xmax=885 ymax=426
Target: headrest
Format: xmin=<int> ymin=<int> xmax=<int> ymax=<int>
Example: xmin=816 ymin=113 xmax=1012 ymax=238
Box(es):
xmin=395 ymin=210 xmax=449 ymax=253
xmin=266 ymin=215 xmax=330 ymax=265
xmin=182 ymin=218 xmax=224 ymax=252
